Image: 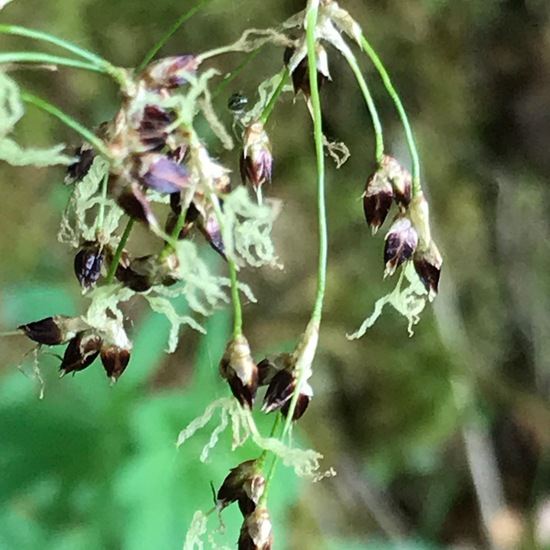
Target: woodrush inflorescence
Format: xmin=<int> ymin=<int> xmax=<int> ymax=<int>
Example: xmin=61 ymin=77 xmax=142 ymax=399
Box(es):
xmin=2 ymin=0 xmax=442 ymax=547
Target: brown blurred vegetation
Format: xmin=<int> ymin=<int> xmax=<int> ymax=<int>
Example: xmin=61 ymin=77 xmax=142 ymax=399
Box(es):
xmin=1 ymin=0 xmax=550 ymax=548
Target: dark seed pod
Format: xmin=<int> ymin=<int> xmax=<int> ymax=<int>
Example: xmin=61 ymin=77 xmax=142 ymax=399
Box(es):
xmin=284 ymin=44 xmax=330 ymax=98
xmin=198 ymin=212 xmax=226 ymax=259
xmin=19 ymin=315 xmax=82 ymax=346
xmin=115 ymin=181 xmax=158 ymax=228
xmin=139 ymin=55 xmax=199 ymax=89
xmin=219 ymin=335 xmax=259 ymax=409
xmin=74 ymin=241 xmax=103 ymax=289
xmin=238 ymin=506 xmax=273 ymax=550
xmin=65 ymin=144 xmax=96 ymax=184
xmin=383 ymin=216 xmax=418 ymax=278
xmin=60 ymin=330 xmax=102 ymax=376
xmin=101 ymin=344 xmax=131 ymax=382
xmin=240 ymin=122 xmax=272 ymax=189
xmin=363 ymin=171 xmax=393 ymax=235
xmin=413 ymin=241 xmax=442 ymax=300
xmin=262 ymin=369 xmax=313 ymax=421
xmin=217 ymin=459 xmax=265 ymax=516
xmin=137 ymin=105 xmax=176 ymax=151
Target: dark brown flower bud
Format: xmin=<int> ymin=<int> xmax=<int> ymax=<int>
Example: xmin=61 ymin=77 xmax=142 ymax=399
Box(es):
xmin=116 ymin=254 xmax=178 ymax=292
xmin=284 ymin=44 xmax=330 ymax=97
xmin=413 ymin=241 xmax=442 ymax=300
xmin=101 ymin=344 xmax=131 ymax=382
xmin=238 ymin=506 xmax=273 ymax=550
xmin=363 ymin=171 xmax=393 ymax=235
xmin=134 ymin=153 xmax=190 ymax=194
xmin=65 ymin=144 xmax=96 ymax=184
xmin=257 ymin=353 xmax=293 ymax=386
xmin=198 ymin=212 xmax=226 ymax=259
xmin=74 ymin=241 xmax=103 ymax=289
xmin=384 ymin=216 xmax=418 ymax=278
xmin=114 ymin=180 xmax=158 ymax=228
xmin=262 ymin=369 xmax=313 ymax=421
xmin=60 ymin=330 xmax=102 ymax=376
xmin=240 ymin=122 xmax=272 ymax=189
xmin=217 ymin=460 xmax=265 ymax=516
xmin=139 ymin=55 xmax=199 ymax=89
xmin=381 ymin=155 xmax=412 ymax=207
xmin=219 ymin=335 xmax=259 ymax=409
xmin=137 ymin=105 xmax=176 ymax=151
xmin=18 ymin=315 xmax=84 ymax=346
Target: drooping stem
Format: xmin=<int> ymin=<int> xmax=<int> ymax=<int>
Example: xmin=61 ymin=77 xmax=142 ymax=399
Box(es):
xmin=211 ymin=48 xmax=263 ymax=100
xmin=0 ymin=52 xmax=106 ymax=73
xmin=340 ymin=48 xmax=384 ymax=161
xmin=137 ymin=0 xmax=217 ymax=72
xmin=258 ymin=67 xmax=289 ymax=125
xmin=105 ymin=219 xmax=134 ymax=284
xmin=360 ymin=35 xmax=421 ymax=194
xmin=20 ymin=92 xmax=113 ymax=160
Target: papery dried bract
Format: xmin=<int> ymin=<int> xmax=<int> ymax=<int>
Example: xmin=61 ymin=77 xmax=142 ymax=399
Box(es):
xmin=363 ymin=171 xmax=393 ymax=234
xmin=135 ymin=153 xmax=190 ymax=193
xmin=384 ymin=216 xmax=418 ymax=278
xmin=219 ymin=335 xmax=259 ymax=409
xmin=413 ymin=241 xmax=442 ymax=300
xmin=217 ymin=459 xmax=265 ymax=516
xmin=238 ymin=506 xmax=273 ymax=550
xmin=139 ymin=55 xmax=199 ymax=89
xmin=381 ymin=154 xmax=412 ymax=207
xmin=60 ymin=330 xmax=102 ymax=376
xmin=284 ymin=44 xmax=330 ymax=98
xmin=240 ymin=122 xmax=272 ymax=189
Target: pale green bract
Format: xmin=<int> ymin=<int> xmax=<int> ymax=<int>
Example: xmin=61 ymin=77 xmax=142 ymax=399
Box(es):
xmin=0 ymin=72 xmax=73 ymax=166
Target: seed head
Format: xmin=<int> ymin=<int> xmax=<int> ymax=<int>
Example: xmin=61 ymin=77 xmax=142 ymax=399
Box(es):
xmin=217 ymin=459 xmax=266 ymax=516
xmin=219 ymin=335 xmax=259 ymax=409
xmin=100 ymin=344 xmax=131 ymax=382
xmin=238 ymin=506 xmax=273 ymax=550
xmin=19 ymin=315 xmax=84 ymax=346
xmin=65 ymin=144 xmax=95 ymax=184
xmin=413 ymin=241 xmax=443 ymax=300
xmin=60 ymin=330 xmax=102 ymax=376
xmin=74 ymin=241 xmax=103 ymax=290
xmin=363 ymin=171 xmax=393 ymax=235
xmin=134 ymin=153 xmax=191 ymax=194
xmin=198 ymin=211 xmax=226 ymax=259
xmin=381 ymin=155 xmax=412 ymax=207
xmin=384 ymin=215 xmax=418 ymax=278
xmin=113 ymin=180 xmax=158 ymax=228
xmin=262 ymin=368 xmax=313 ymax=421
xmin=284 ymin=44 xmax=330 ymax=98
xmin=138 ymin=55 xmax=199 ymax=90
xmin=137 ymin=104 xmax=177 ymax=151
xmin=240 ymin=122 xmax=272 ymax=189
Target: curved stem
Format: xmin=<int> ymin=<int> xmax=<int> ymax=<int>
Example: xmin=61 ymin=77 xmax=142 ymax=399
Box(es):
xmin=258 ymin=67 xmax=289 ymax=125
xmin=360 ymin=35 xmax=421 ymax=193
xmin=0 ymin=52 xmax=106 ymax=73
xmin=340 ymin=49 xmax=384 ymax=161
xmin=20 ymin=92 xmax=113 ymax=160
xmin=137 ymin=0 xmax=216 ymax=72
xmin=105 ymin=219 xmax=134 ymax=284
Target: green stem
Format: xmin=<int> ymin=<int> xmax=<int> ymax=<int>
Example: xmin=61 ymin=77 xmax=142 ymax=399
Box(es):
xmin=105 ymin=219 xmax=134 ymax=284
xmin=211 ymin=48 xmax=263 ymax=100
xmin=0 ymin=52 xmax=106 ymax=73
xmin=258 ymin=67 xmax=289 ymax=125
xmin=20 ymin=92 xmax=113 ymax=160
xmin=340 ymin=49 xmax=384 ymax=161
xmin=137 ymin=0 xmax=216 ymax=72
xmin=158 ymin=203 xmax=189 ymax=262
xmin=360 ymin=35 xmax=421 ymax=193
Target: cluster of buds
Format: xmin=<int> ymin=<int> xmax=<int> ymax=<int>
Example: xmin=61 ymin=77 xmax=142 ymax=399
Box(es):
xmin=363 ymin=155 xmax=442 ymax=298
xmin=18 ymin=315 xmax=131 ymax=382
xmin=219 ymin=337 xmax=313 ymax=421
xmin=216 ymin=460 xmax=272 ymax=550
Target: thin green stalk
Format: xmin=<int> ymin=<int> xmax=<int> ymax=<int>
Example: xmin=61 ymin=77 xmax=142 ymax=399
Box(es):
xmin=211 ymin=47 xmax=263 ymax=100
xmin=20 ymin=92 xmax=113 ymax=160
xmin=258 ymin=67 xmax=289 ymax=125
xmin=340 ymin=49 xmax=384 ymax=161
xmin=0 ymin=24 xmax=109 ymax=67
xmin=0 ymin=52 xmax=105 ymax=73
xmin=360 ymin=34 xmax=421 ymax=193
xmin=138 ymin=0 xmax=216 ymax=72
xmin=105 ymin=219 xmax=134 ymax=284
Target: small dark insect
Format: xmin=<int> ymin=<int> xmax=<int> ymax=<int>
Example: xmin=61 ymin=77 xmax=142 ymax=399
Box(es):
xmin=227 ymin=92 xmax=248 ymax=115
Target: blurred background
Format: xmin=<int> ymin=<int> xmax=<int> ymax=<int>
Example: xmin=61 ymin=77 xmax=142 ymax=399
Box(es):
xmin=1 ymin=0 xmax=550 ymax=548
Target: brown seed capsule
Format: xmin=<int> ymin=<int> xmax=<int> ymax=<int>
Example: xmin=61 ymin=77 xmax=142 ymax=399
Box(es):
xmin=413 ymin=241 xmax=442 ymax=300
xmin=139 ymin=55 xmax=199 ymax=89
xmin=219 ymin=335 xmax=259 ymax=409
xmin=60 ymin=331 xmax=102 ymax=376
xmin=101 ymin=344 xmax=131 ymax=382
xmin=74 ymin=241 xmax=103 ymax=289
xmin=262 ymin=369 xmax=313 ymax=421
xmin=240 ymin=122 xmax=272 ymax=189
xmin=384 ymin=216 xmax=418 ymax=278
xmin=238 ymin=506 xmax=273 ymax=550
xmin=363 ymin=171 xmax=393 ymax=235
xmin=198 ymin=211 xmax=226 ymax=259
xmin=284 ymin=44 xmax=330 ymax=98
xmin=65 ymin=144 xmax=96 ymax=184
xmin=381 ymin=155 xmax=412 ymax=207
xmin=137 ymin=105 xmax=176 ymax=151
xmin=217 ymin=460 xmax=266 ymax=516
xmin=114 ymin=181 xmax=158 ymax=228
xmin=18 ymin=315 xmax=83 ymax=346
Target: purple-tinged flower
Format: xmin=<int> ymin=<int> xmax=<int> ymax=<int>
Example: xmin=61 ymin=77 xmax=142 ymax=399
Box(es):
xmin=137 ymin=104 xmax=176 ymax=151
xmin=74 ymin=241 xmax=103 ymax=290
xmin=381 ymin=155 xmax=412 ymax=207
xmin=198 ymin=211 xmax=226 ymax=259
xmin=19 ymin=315 xmax=84 ymax=346
xmin=134 ymin=153 xmax=190 ymax=194
xmin=240 ymin=122 xmax=272 ymax=189
xmin=238 ymin=506 xmax=273 ymax=550
xmin=139 ymin=55 xmax=199 ymax=89
xmin=363 ymin=171 xmax=393 ymax=235
xmin=413 ymin=241 xmax=443 ymax=300
xmin=101 ymin=344 xmax=131 ymax=382
xmin=217 ymin=460 xmax=266 ymax=516
xmin=60 ymin=330 xmax=102 ymax=376
xmin=219 ymin=335 xmax=259 ymax=409
xmin=383 ymin=216 xmax=418 ymax=278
